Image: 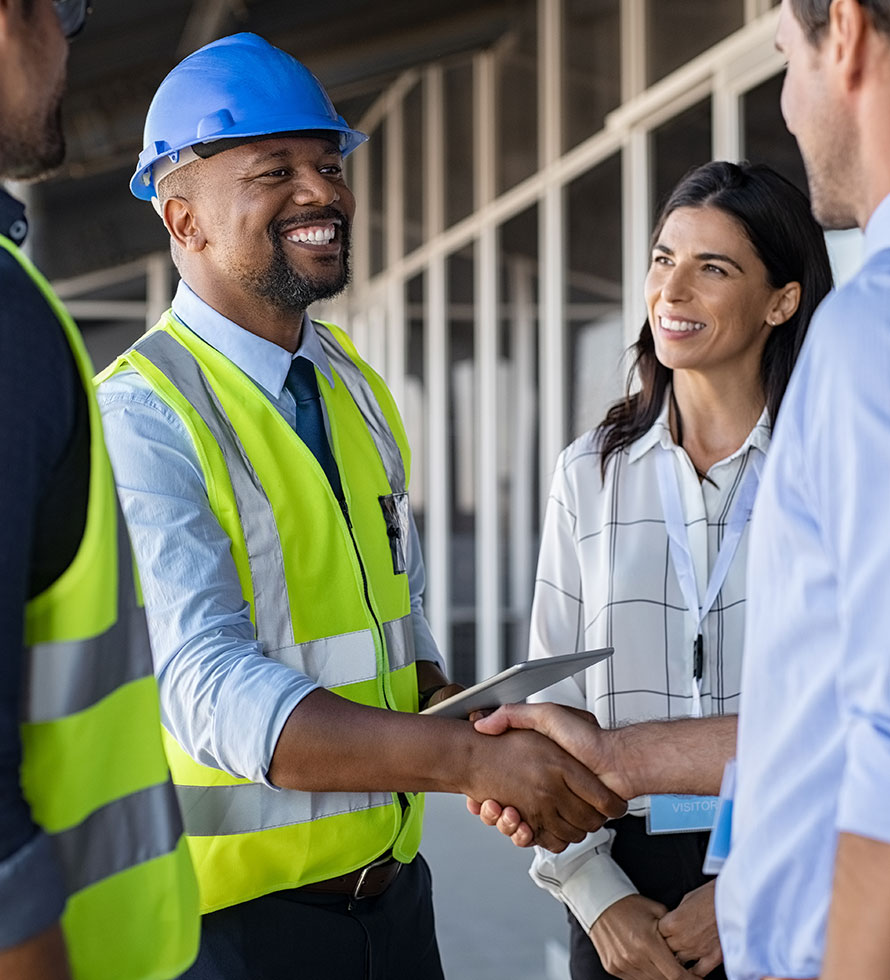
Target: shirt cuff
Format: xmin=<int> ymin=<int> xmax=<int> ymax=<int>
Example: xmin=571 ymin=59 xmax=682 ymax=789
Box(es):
xmin=529 ymin=836 xmax=638 ymax=933
xmin=837 ymin=714 xmax=890 ymax=841
xmin=256 ymin=679 xmax=319 ymax=789
xmin=0 ymin=830 xmax=66 ymax=949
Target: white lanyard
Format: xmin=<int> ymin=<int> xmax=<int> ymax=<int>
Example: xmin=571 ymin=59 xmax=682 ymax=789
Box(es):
xmin=655 ymin=447 xmax=761 ymax=718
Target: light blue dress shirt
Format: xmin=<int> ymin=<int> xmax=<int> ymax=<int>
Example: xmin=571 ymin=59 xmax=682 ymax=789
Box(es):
xmin=98 ymin=281 xmax=442 ymax=787
xmin=716 ymin=194 xmax=890 ymax=980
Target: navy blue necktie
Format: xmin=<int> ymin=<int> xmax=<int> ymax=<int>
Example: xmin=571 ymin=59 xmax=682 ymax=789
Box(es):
xmin=284 ymin=357 xmax=343 ymax=500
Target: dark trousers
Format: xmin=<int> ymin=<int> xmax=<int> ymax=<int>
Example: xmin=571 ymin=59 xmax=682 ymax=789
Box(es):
xmin=181 ymin=854 xmax=444 ymax=980
xmin=568 ymin=814 xmax=727 ymax=980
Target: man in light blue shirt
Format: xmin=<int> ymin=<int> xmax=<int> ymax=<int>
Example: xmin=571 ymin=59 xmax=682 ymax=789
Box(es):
xmin=100 ymin=32 xmax=624 ymax=980
xmin=474 ymin=2 xmax=890 ymax=978
xmin=100 ymin=280 xmax=446 ymax=787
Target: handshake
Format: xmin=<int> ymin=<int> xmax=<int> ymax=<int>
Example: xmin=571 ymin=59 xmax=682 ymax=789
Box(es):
xmin=462 ymin=703 xmax=737 ymax=854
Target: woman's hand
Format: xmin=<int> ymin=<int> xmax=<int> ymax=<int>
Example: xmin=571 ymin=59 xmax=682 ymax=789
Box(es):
xmin=657 ymin=880 xmax=723 ymax=977
xmin=589 ymin=894 xmax=696 ymax=980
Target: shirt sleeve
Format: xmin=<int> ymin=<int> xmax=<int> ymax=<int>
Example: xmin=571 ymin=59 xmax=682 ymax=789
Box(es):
xmin=526 ymin=451 xmax=638 ymax=924
xmin=98 ymin=374 xmax=318 ymax=787
xmin=807 ymin=275 xmax=890 ymax=841
xmin=404 ymin=509 xmax=445 ymax=672
xmin=530 ymin=832 xmax=637 ymax=932
xmin=528 ymin=450 xmax=587 ymax=697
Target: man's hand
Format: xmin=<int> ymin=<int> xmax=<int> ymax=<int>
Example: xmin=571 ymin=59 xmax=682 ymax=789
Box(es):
xmin=267 ymin=687 xmax=624 ymax=853
xmin=469 ymin=703 xmax=625 ymax=847
xmin=463 ymin=726 xmax=626 ymax=852
xmin=465 ymin=797 xmax=535 ymax=847
xmin=415 ymin=660 xmax=463 ymax=710
xmin=475 ymin=702 xmax=737 ymax=801
xmin=475 ymin=701 xmax=632 ymax=796
xmin=424 ymin=684 xmax=464 ymax=709
xmin=657 ymin=881 xmax=722 ymax=978
xmin=589 ymin=895 xmax=696 ymax=980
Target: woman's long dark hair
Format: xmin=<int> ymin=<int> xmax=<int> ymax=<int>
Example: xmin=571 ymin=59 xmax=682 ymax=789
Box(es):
xmin=597 ymin=160 xmax=833 ymax=477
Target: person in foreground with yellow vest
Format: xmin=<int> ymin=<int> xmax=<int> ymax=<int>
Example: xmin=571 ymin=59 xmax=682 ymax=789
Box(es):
xmin=96 ymin=31 xmax=626 ymax=979
xmin=0 ymin=1 xmax=200 ymax=978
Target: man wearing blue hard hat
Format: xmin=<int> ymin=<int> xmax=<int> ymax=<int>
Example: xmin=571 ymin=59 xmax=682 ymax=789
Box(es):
xmin=0 ymin=1 xmax=199 ymax=978
xmin=98 ymin=31 xmax=624 ymax=979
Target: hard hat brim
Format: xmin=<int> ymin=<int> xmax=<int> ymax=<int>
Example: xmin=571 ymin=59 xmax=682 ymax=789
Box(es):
xmin=130 ymin=123 xmax=367 ymax=201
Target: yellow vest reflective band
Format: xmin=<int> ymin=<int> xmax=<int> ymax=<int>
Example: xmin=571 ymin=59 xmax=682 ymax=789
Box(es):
xmin=104 ymin=313 xmax=423 ymax=914
xmin=3 ymin=237 xmax=200 ymax=979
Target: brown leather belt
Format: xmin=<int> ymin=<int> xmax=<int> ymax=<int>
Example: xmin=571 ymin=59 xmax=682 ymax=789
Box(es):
xmin=297 ymin=854 xmax=402 ymax=900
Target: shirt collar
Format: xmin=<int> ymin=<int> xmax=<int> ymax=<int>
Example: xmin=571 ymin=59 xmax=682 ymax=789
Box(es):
xmin=171 ymin=280 xmax=335 ymax=398
xmin=627 ymin=392 xmax=674 ymax=462
xmin=0 ymin=188 xmax=28 ymax=246
xmin=864 ymin=192 xmax=890 ymax=262
xmin=626 ymin=387 xmax=771 ymax=464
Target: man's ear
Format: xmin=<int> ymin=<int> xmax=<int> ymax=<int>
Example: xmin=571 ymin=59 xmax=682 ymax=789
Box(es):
xmin=830 ymin=0 xmax=871 ymax=92
xmin=163 ymin=197 xmax=207 ymax=253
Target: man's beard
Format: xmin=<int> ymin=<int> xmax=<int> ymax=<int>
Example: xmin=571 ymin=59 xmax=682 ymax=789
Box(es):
xmin=248 ymin=211 xmax=352 ymax=314
xmin=805 ymin=158 xmax=860 ymax=232
xmin=0 ymin=91 xmax=66 ymax=182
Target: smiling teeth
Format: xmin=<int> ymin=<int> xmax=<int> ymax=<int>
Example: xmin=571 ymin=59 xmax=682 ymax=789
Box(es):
xmin=660 ymin=316 xmax=705 ymax=332
xmin=287 ymin=227 xmax=336 ymax=244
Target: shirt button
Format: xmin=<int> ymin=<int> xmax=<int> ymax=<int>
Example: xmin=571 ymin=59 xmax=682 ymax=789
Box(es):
xmin=8 ymin=219 xmax=27 ymax=243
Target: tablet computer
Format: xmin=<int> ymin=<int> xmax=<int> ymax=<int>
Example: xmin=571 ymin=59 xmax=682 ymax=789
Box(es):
xmin=420 ymin=647 xmax=613 ymax=719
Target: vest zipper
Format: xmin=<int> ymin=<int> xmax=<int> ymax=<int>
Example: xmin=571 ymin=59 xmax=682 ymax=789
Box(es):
xmin=338 ymin=497 xmax=394 ymax=710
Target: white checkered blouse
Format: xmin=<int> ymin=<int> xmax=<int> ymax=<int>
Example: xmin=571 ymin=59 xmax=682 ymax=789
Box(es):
xmin=528 ymin=395 xmax=770 ymax=931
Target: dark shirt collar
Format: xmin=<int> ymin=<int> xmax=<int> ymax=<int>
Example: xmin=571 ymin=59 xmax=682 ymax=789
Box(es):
xmin=0 ymin=188 xmax=29 ymax=246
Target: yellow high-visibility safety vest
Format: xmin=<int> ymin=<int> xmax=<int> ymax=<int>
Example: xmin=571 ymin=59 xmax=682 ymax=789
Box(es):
xmin=3 ymin=236 xmax=200 ymax=980
xmin=100 ymin=312 xmax=424 ymax=914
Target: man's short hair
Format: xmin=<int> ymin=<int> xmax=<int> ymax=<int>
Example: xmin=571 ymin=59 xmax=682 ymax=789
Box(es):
xmin=792 ymin=0 xmax=890 ymax=44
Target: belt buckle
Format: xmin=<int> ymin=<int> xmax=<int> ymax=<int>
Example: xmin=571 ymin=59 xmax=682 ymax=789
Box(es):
xmin=351 ymin=853 xmax=395 ymax=902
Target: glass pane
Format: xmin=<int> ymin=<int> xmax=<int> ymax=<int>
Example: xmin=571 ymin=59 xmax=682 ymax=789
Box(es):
xmin=566 ymin=154 xmax=625 ymax=439
xmin=647 ymin=0 xmax=744 ymax=84
xmin=444 ymin=60 xmax=475 ymax=229
xmin=406 ymin=274 xmax=426 ymax=540
xmin=499 ymin=206 xmax=540 ymax=665
xmin=368 ymin=119 xmax=386 ymax=277
xmin=742 ymin=73 xmax=808 ymax=195
xmin=651 ymin=97 xmax=713 ymax=221
xmin=448 ymin=245 xmax=476 ymax=684
xmin=563 ymin=0 xmax=621 ymax=152
xmin=404 ymin=82 xmax=424 ymax=255
xmin=496 ymin=0 xmax=538 ymax=195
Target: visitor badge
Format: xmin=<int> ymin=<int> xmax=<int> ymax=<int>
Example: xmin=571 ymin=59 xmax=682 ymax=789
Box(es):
xmin=702 ymin=759 xmax=736 ymax=874
xmin=647 ymin=794 xmax=719 ymax=834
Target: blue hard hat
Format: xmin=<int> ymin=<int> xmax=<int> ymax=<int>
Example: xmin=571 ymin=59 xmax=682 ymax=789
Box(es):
xmin=131 ymin=33 xmax=367 ymax=201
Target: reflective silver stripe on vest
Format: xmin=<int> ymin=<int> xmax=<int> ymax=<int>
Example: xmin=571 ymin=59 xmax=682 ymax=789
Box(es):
xmin=314 ymin=322 xmax=406 ymax=494
xmin=135 ymin=330 xmax=295 ymax=653
xmin=24 ymin=505 xmax=154 ymax=723
xmin=53 ymin=780 xmax=184 ymax=896
xmin=271 ymin=628 xmax=377 ymax=685
xmin=176 ymin=782 xmax=394 ymax=837
xmin=268 ymin=614 xmax=415 ymax=686
xmin=383 ymin=615 xmax=415 ymax=671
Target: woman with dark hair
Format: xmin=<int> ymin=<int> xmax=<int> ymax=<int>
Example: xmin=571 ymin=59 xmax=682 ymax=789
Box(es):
xmin=524 ymin=161 xmax=833 ymax=980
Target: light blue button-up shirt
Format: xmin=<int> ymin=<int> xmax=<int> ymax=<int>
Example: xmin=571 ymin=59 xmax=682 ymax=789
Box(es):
xmin=716 ymin=194 xmax=890 ymax=980
xmin=98 ymin=281 xmax=442 ymax=787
